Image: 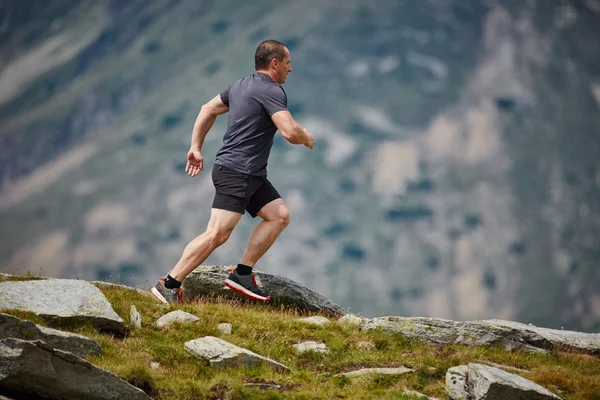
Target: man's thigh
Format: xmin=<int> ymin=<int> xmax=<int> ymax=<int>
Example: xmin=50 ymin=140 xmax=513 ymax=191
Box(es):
xmin=246 ymin=178 xmax=281 ymax=218
xmin=207 ymin=207 xmax=243 ymax=232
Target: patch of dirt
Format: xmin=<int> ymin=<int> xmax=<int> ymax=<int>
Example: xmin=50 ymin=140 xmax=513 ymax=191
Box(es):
xmin=207 ymin=384 xmax=230 ymax=400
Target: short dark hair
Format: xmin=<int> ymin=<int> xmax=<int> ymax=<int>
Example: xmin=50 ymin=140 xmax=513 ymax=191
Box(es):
xmin=255 ymin=40 xmax=287 ymax=70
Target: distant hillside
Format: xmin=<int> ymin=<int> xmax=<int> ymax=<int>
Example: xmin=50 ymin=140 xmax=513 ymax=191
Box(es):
xmin=1 ymin=0 xmax=599 ymax=332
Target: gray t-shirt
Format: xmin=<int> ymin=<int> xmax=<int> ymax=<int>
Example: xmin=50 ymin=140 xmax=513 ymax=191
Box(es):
xmin=215 ymin=72 xmax=288 ymax=176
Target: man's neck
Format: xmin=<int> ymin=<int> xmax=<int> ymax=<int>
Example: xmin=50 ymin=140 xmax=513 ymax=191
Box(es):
xmin=256 ymin=69 xmax=277 ymax=83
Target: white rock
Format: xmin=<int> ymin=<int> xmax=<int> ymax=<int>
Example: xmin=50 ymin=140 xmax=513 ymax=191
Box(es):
xmin=293 ymin=341 xmax=328 ymax=354
xmin=446 ymin=365 xmax=469 ymax=400
xmin=297 ymin=316 xmax=330 ymax=326
xmin=341 ymin=367 xmax=413 ymax=378
xmin=150 ymin=362 xmax=160 ymax=369
xmin=185 ymin=336 xmax=289 ymax=372
xmin=156 ymin=310 xmax=199 ymax=328
xmin=130 ymin=305 xmax=142 ymax=329
xmin=216 ymin=323 xmax=232 ymax=335
xmin=338 ymin=314 xmax=365 ymax=327
xmin=403 ymin=390 xmax=439 ymax=399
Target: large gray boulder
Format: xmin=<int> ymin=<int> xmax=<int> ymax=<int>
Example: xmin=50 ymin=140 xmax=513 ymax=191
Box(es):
xmin=446 ymin=363 xmax=561 ymax=400
xmin=183 ymin=265 xmax=345 ymax=317
xmin=0 ymin=338 xmax=150 ymax=400
xmin=0 ymin=279 xmax=125 ymax=333
xmin=185 ymin=336 xmax=290 ymax=372
xmin=0 ymin=313 xmax=101 ymax=358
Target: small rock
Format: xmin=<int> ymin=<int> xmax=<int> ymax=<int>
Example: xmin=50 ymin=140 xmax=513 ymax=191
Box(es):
xmin=341 ymin=367 xmax=413 ymax=378
xmin=185 ymin=336 xmax=289 ymax=372
xmin=243 ymin=383 xmax=281 ymax=390
xmin=297 ymin=316 xmax=330 ymax=326
xmin=130 ymin=305 xmax=142 ymax=329
xmin=156 ymin=310 xmax=199 ymax=328
xmin=338 ymin=314 xmax=365 ymax=327
xmin=293 ymin=341 xmax=328 ymax=354
xmin=446 ymin=365 xmax=469 ymax=400
xmin=150 ymin=362 xmax=160 ymax=369
xmin=356 ymin=341 xmax=376 ymax=351
xmin=403 ymin=390 xmax=438 ymax=399
xmin=217 ymin=323 xmax=232 ymax=335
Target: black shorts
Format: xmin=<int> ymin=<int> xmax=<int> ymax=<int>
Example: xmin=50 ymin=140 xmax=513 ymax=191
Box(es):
xmin=211 ymin=163 xmax=281 ymax=218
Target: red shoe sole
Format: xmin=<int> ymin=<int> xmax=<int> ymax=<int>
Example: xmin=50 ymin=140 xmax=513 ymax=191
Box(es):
xmin=224 ymin=279 xmax=271 ymax=302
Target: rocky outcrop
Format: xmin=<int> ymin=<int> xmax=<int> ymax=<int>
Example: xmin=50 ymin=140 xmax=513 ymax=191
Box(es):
xmin=480 ymin=319 xmax=600 ymax=354
xmin=0 ymin=279 xmax=125 ymax=333
xmin=446 ymin=363 xmax=561 ymax=400
xmin=0 ymin=338 xmax=150 ymax=400
xmin=185 ymin=336 xmax=290 ymax=372
xmin=0 ymin=312 xmax=101 ymax=357
xmin=360 ymin=316 xmax=600 ymax=354
xmin=182 ymin=265 xmax=345 ymax=317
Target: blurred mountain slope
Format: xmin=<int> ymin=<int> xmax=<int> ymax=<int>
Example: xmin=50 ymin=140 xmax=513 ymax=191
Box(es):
xmin=0 ymin=0 xmax=599 ymax=331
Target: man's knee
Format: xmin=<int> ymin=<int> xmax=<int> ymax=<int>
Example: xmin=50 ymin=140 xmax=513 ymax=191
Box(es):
xmin=206 ymin=226 xmax=233 ymax=247
xmin=276 ymin=206 xmax=291 ymax=230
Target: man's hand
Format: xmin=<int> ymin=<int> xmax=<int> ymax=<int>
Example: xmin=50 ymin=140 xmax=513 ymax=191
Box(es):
xmin=185 ymin=149 xmax=204 ymax=177
xmin=303 ymin=129 xmax=314 ymax=149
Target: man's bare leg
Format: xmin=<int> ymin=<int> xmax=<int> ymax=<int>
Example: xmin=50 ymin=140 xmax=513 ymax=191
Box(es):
xmin=222 ymin=199 xmax=289 ymax=301
xmin=170 ymin=208 xmax=243 ymax=281
xmin=239 ymin=198 xmax=290 ymax=267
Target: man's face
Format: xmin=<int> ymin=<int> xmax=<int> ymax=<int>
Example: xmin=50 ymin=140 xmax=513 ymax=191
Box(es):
xmin=274 ymin=47 xmax=292 ymax=84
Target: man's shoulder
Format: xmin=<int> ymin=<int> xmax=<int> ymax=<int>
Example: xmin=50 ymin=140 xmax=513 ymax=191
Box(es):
xmin=230 ymin=73 xmax=286 ymax=100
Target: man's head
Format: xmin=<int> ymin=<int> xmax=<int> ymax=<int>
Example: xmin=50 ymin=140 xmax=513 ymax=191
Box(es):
xmin=254 ymin=40 xmax=292 ymax=84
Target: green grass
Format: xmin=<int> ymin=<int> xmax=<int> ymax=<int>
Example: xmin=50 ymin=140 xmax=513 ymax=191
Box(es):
xmin=2 ymin=275 xmax=600 ymax=399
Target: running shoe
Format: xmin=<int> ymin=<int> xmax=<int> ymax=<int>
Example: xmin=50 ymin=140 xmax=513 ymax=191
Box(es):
xmin=151 ymin=277 xmax=184 ymax=304
xmin=224 ymin=268 xmax=271 ymax=301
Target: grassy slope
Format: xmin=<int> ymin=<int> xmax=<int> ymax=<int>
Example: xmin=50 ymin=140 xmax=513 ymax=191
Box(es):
xmin=1 ymin=275 xmax=599 ymax=400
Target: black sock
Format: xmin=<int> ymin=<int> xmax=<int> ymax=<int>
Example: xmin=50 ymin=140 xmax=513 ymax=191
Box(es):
xmin=164 ymin=274 xmax=182 ymax=289
xmin=236 ymin=263 xmax=253 ymax=275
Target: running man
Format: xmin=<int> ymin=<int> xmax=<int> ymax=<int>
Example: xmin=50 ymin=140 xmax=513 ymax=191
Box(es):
xmin=151 ymin=40 xmax=314 ymax=304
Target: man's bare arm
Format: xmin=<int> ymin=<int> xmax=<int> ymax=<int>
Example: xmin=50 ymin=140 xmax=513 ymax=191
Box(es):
xmin=190 ymin=94 xmax=229 ymax=150
xmin=186 ymin=94 xmax=229 ymax=177
xmin=271 ymin=110 xmax=314 ymax=149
